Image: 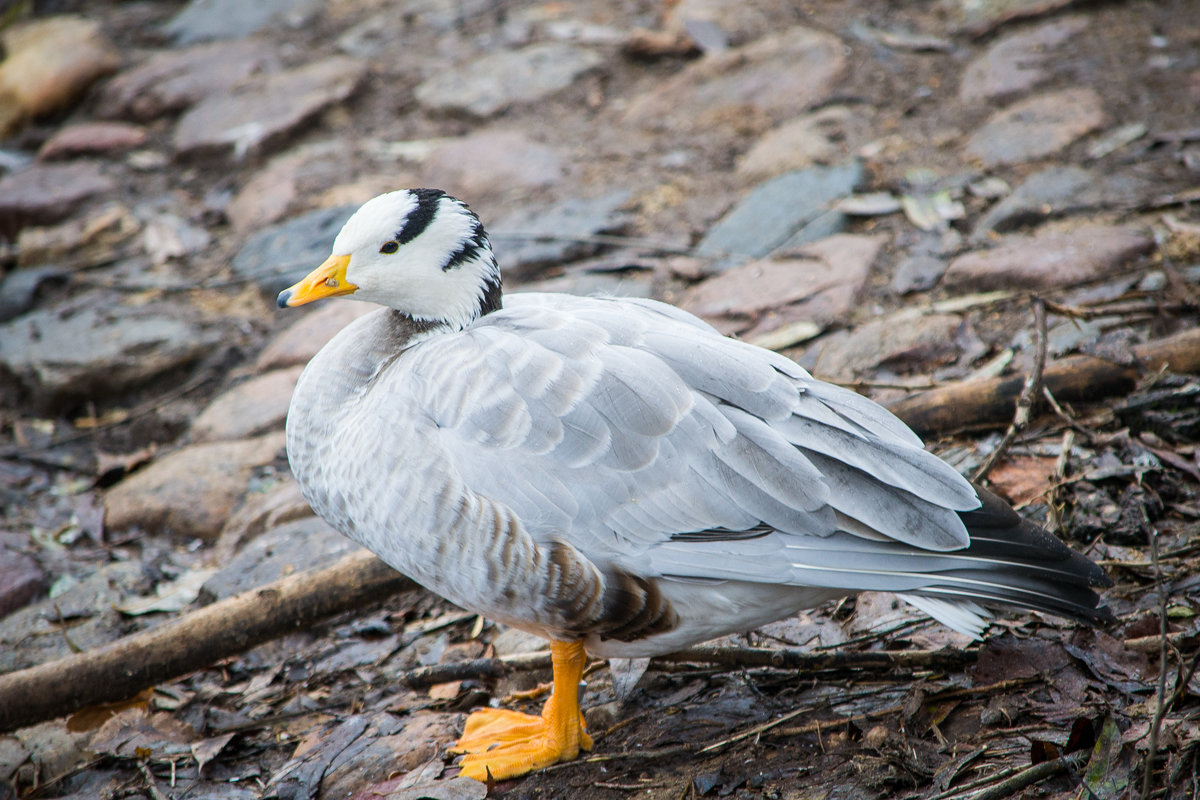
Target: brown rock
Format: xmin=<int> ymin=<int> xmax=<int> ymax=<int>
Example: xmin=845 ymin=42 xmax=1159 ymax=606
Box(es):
xmin=174 ymin=56 xmax=367 ymax=159
xmin=0 ymin=16 xmax=121 ymax=136
xmin=95 ymin=39 xmax=279 ymax=121
xmin=104 ymin=432 xmax=286 ymax=540
xmin=810 ymin=313 xmax=967 ymax=382
xmin=0 ymin=538 xmax=46 ymax=618
xmin=962 ymin=87 xmax=1105 ymax=167
xmin=191 ymin=366 xmax=304 ymax=442
xmin=943 ymin=225 xmax=1154 ymax=291
xmin=625 ymin=26 xmax=847 ymax=130
xmin=681 ymin=234 xmax=883 ymax=335
xmin=256 ymin=301 xmax=376 ymax=371
xmin=0 ymin=162 xmax=116 ymax=239
xmin=942 ymin=0 xmax=1076 ymax=36
xmin=959 ymin=17 xmax=1089 ymax=103
xmin=215 ymin=479 xmax=312 ymax=561
xmin=226 ymin=142 xmax=365 ymax=233
xmin=37 ymin=122 xmax=147 ymax=161
xmin=738 ymin=106 xmax=873 ymax=179
xmin=423 ymin=130 xmax=565 ymax=199
xmin=16 ymin=203 xmax=140 ymax=269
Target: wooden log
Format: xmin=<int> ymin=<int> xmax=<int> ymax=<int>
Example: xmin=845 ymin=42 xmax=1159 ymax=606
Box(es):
xmin=0 ymin=549 xmax=415 ymax=733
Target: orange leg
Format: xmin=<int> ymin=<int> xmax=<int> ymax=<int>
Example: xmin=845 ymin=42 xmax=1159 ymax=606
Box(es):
xmin=451 ymin=639 xmax=593 ymax=780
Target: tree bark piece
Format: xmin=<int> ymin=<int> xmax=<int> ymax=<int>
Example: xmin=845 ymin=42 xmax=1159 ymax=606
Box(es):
xmin=888 ymin=326 xmax=1200 ymax=439
xmin=0 ymin=549 xmax=415 ymax=734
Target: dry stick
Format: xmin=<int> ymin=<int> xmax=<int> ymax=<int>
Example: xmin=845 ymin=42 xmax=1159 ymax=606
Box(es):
xmin=1143 ymin=515 xmax=1170 ymax=800
xmin=887 ymin=325 xmax=1200 ymax=440
xmin=964 ymin=750 xmax=1088 ymax=800
xmin=0 ymin=549 xmax=417 ymax=734
xmin=972 ymin=298 xmax=1048 ymax=483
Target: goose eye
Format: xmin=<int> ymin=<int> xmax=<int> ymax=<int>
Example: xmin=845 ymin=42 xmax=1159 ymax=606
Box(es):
xmin=379 ymin=241 xmax=399 ymax=254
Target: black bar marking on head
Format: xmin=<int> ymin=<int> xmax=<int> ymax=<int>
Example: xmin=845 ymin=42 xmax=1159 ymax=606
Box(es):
xmin=395 ymin=188 xmax=445 ymax=245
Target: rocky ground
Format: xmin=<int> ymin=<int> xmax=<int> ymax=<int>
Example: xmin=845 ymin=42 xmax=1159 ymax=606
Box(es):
xmin=1 ymin=0 xmax=1199 ymax=798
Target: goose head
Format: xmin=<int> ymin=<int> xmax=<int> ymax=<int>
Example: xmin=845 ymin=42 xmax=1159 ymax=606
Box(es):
xmin=277 ymin=189 xmax=502 ymax=330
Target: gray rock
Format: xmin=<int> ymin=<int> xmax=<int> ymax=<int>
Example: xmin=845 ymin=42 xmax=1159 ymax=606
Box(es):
xmin=0 ymin=561 xmax=149 ymax=672
xmin=17 ymin=203 xmax=140 ymax=270
xmin=414 ymin=42 xmax=604 ymax=117
xmin=200 ymin=517 xmax=358 ymax=600
xmin=738 ymin=106 xmax=873 ymax=179
xmin=489 ymin=191 xmax=631 ymax=278
xmin=625 ymin=26 xmax=847 ymax=129
xmin=231 ymin=204 xmax=358 ymax=296
xmin=963 ymin=87 xmax=1105 ymax=167
xmin=0 ymin=161 xmax=115 ymax=239
xmin=944 ymin=225 xmax=1154 ymax=291
xmin=0 ymin=298 xmax=226 ymax=409
xmin=423 ymin=130 xmax=565 ymax=198
xmin=892 ymin=254 xmax=947 ymax=294
xmin=810 ymin=313 xmax=968 ymax=382
xmin=174 ymin=57 xmax=367 ymax=159
xmin=959 ymin=16 xmax=1088 ymax=103
xmin=95 ymin=39 xmax=280 ymax=121
xmin=0 ymin=266 xmax=69 ymax=323
xmin=0 ymin=537 xmax=46 ymax=618
xmin=972 ymin=166 xmax=1157 ymax=239
xmin=696 ymin=160 xmax=864 ymax=270
xmin=191 ymin=366 xmax=304 ymax=442
xmin=165 ymin=0 xmax=322 ymax=44
xmin=941 ymin=0 xmax=1076 ymax=35
xmin=104 ymin=432 xmax=286 ymax=541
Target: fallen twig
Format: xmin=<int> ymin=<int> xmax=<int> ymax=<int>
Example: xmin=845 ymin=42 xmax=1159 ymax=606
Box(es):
xmin=973 ymin=298 xmax=1048 ymax=482
xmin=964 ymin=750 xmax=1087 ymax=800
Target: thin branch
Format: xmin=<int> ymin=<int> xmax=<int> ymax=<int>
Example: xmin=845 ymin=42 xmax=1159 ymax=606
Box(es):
xmin=972 ymin=297 xmax=1048 ymax=482
xmin=1143 ymin=513 xmax=1169 ymax=800
xmin=964 ymin=750 xmax=1088 ymax=800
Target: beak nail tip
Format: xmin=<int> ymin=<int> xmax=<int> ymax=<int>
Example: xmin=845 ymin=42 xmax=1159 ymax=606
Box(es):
xmin=276 ymin=290 xmax=291 ymax=309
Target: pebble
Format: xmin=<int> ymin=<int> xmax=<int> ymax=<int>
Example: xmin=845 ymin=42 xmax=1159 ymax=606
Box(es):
xmin=16 ymin=203 xmax=140 ymax=270
xmin=320 ymin=713 xmax=464 ymax=800
xmin=972 ymin=165 xmax=1155 ymax=238
xmin=683 ymin=233 xmax=884 ymax=336
xmin=0 ymin=537 xmax=46 ymax=618
xmin=0 ymin=561 xmax=150 ymax=672
xmin=944 ymin=225 xmax=1154 ymax=291
xmin=0 ymin=266 xmax=70 ymax=323
xmin=190 ymin=366 xmax=304 ymax=442
xmin=695 ymin=160 xmax=864 ymax=270
xmin=104 ymin=431 xmax=286 ymax=541
xmin=255 ymin=300 xmax=377 ymax=371
xmin=943 ymin=0 xmax=1077 ymax=35
xmin=625 ymin=26 xmax=846 ymax=129
xmin=0 ymin=299 xmax=226 ymax=409
xmin=36 ymin=122 xmax=147 ymax=161
xmin=809 ymin=313 xmax=967 ymax=382
xmin=963 ymin=87 xmax=1105 ymax=167
xmin=0 ymin=16 xmax=121 ymax=136
xmin=165 ymin=0 xmax=323 ymax=44
xmin=891 ymin=254 xmax=948 ymax=294
xmin=423 ymin=129 xmax=565 ymax=198
xmin=0 ymin=161 xmax=116 ymax=239
xmin=95 ymin=39 xmax=280 ymax=121
xmin=959 ymin=17 xmax=1089 ymax=103
xmin=737 ymin=106 xmax=871 ymax=179
xmin=174 ymin=56 xmax=367 ymax=159
xmin=231 ymin=204 xmax=358 ymax=296
xmin=488 ymin=191 xmax=631 ymax=278
xmin=200 ymin=517 xmax=357 ymax=600
xmin=414 ymin=42 xmax=603 ymax=117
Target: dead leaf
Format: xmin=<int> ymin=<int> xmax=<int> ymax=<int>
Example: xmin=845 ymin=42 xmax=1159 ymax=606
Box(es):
xmin=191 ymin=733 xmax=235 ymax=772
xmin=987 ymin=456 xmax=1057 ymax=507
xmin=67 ymin=688 xmax=154 ymax=732
xmin=428 ymin=681 xmax=462 ymax=701
xmin=116 ymin=567 xmax=217 ymax=615
xmin=88 ymin=708 xmax=196 ymax=759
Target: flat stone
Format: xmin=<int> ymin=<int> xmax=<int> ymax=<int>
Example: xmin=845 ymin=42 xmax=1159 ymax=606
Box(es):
xmin=320 ymin=713 xmax=463 ymax=800
xmin=256 ymin=300 xmax=376 ymax=371
xmin=891 ymin=254 xmax=948 ymax=294
xmin=165 ymin=0 xmax=323 ymax=44
xmin=944 ymin=225 xmax=1154 ymax=291
xmin=174 ymin=57 xmax=367 ymax=159
xmin=231 ymin=204 xmax=358 ymax=296
xmin=625 ymin=26 xmax=847 ymax=129
xmin=0 ymin=561 xmax=149 ymax=672
xmin=414 ymin=42 xmax=603 ymax=117
xmin=683 ymin=234 xmax=883 ymax=336
xmin=227 ymin=146 xmax=326 ymax=232
xmin=489 ymin=191 xmax=631 ymax=278
xmin=0 ymin=266 xmax=70 ymax=323
xmin=0 ymin=540 xmax=46 ymax=618
xmin=95 ymin=39 xmax=280 ymax=121
xmin=105 ymin=432 xmax=286 ymax=541
xmin=0 ymin=298 xmax=226 ymax=410
xmin=200 ymin=517 xmax=356 ymax=600
xmin=696 ymin=160 xmax=864 ymax=270
xmin=941 ymin=0 xmax=1076 ymax=35
xmin=0 ymin=161 xmax=116 ymax=239
xmin=810 ymin=313 xmax=967 ymax=382
xmin=737 ymin=106 xmax=873 ymax=179
xmin=16 ymin=203 xmax=140 ymax=270
xmin=972 ymin=166 xmax=1157 ymax=239
xmin=0 ymin=16 xmax=121 ymax=136
xmin=191 ymin=366 xmax=304 ymax=442
xmin=963 ymin=87 xmax=1105 ymax=167
xmin=216 ymin=479 xmax=312 ymax=560
xmin=141 ymin=212 xmax=212 ymax=265
xmin=37 ymin=122 xmax=147 ymax=161
xmin=959 ymin=17 xmax=1089 ymax=103
xmin=422 ymin=130 xmax=564 ymax=198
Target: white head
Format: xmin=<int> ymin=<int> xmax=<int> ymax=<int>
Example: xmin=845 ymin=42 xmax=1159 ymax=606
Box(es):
xmin=277 ymin=189 xmax=502 ymax=330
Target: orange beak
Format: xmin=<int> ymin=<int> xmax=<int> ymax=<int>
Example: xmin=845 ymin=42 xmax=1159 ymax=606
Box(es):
xmin=277 ymin=254 xmax=357 ymax=308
